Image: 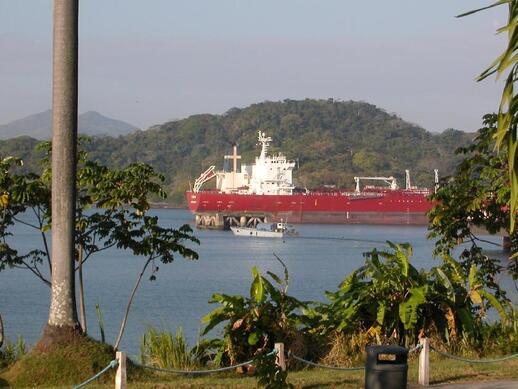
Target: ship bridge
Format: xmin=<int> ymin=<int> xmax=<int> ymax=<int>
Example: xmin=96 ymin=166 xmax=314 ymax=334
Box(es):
xmin=249 ymin=131 xmax=295 ymax=195
xmin=205 ymin=131 xmax=295 ymax=195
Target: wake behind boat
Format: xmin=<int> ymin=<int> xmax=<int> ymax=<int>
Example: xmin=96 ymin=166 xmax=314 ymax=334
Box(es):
xmin=230 ymin=221 xmax=297 ymax=238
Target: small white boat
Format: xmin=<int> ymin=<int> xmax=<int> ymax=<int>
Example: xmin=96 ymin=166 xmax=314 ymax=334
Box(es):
xmin=230 ymin=221 xmax=297 ymax=238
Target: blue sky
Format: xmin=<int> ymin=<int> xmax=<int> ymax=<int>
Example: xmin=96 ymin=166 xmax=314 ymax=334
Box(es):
xmin=0 ymin=1 xmax=507 ymax=132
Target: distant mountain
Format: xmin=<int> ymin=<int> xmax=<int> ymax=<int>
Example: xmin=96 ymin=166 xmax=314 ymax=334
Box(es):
xmin=0 ymin=110 xmax=138 ymax=140
xmin=78 ymin=111 xmax=139 ymax=138
xmin=0 ymin=99 xmax=475 ymax=205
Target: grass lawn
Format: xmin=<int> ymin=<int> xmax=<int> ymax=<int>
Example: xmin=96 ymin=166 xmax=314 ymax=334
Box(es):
xmin=49 ymin=355 xmax=518 ymax=389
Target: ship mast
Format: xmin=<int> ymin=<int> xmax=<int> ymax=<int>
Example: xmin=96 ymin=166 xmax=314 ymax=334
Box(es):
xmin=258 ymin=131 xmax=272 ymax=161
xmin=224 ymin=143 xmax=241 ymax=190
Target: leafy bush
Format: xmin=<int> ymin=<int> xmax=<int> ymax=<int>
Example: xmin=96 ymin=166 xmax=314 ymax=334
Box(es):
xmin=307 ymin=242 xmax=510 ymax=349
xmin=202 ymin=256 xmax=307 ymax=366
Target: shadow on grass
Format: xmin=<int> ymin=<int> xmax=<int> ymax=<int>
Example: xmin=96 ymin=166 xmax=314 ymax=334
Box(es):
xmin=432 ymin=373 xmax=481 ymax=386
xmin=302 ymin=378 xmax=360 ymax=389
xmin=0 ymin=377 xmax=9 ymax=388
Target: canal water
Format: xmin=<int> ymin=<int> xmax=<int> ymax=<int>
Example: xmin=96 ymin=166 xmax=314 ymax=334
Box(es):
xmin=0 ymin=209 xmax=514 ymax=357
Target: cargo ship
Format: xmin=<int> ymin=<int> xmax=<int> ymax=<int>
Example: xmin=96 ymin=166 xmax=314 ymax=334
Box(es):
xmin=186 ymin=131 xmax=435 ymax=229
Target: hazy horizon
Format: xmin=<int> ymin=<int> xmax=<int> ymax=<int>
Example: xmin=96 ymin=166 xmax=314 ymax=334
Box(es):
xmin=0 ymin=0 xmax=507 ymax=133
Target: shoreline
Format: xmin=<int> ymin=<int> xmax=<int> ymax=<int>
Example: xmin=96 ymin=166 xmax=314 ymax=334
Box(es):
xmin=149 ymin=202 xmax=186 ymax=209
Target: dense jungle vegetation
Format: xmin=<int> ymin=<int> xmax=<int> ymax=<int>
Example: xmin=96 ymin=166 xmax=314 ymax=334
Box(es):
xmin=0 ymin=99 xmax=472 ymax=205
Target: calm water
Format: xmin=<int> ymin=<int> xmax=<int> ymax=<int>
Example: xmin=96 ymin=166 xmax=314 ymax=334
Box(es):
xmin=0 ymin=209 xmax=514 ymax=357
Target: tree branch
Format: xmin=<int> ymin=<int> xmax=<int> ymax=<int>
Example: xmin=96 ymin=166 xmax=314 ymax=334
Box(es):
xmin=41 ymin=230 xmax=52 ymax=274
xmin=20 ymin=260 xmax=51 ymax=287
xmin=113 ymin=256 xmax=153 ymax=349
xmin=12 ymin=216 xmax=40 ymax=230
xmin=33 ymin=206 xmax=52 ymax=273
xmin=74 ymin=242 xmax=117 ymax=271
xmin=469 ymin=232 xmax=503 ymax=247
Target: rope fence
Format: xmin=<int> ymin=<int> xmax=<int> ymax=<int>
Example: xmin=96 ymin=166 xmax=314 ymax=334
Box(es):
xmin=71 ymin=339 xmax=518 ymax=388
xmin=429 ymin=345 xmax=518 ymax=364
xmin=288 ymin=351 xmax=364 ymax=371
xmin=136 ymin=349 xmax=277 ymax=375
xmin=287 ymin=343 xmax=423 ymax=372
xmin=72 ymin=359 xmax=118 ymax=389
xmin=418 ymin=338 xmax=518 ymax=386
xmin=408 ymin=343 xmax=423 ymax=354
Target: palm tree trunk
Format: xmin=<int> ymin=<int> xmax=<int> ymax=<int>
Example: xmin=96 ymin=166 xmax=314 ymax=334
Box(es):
xmin=48 ymin=0 xmax=79 ymax=329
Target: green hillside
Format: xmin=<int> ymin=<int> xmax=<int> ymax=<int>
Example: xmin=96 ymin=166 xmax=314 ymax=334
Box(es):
xmin=0 ymin=99 xmax=474 ymax=205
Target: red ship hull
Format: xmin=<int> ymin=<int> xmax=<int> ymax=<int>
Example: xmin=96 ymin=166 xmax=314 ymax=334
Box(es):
xmin=186 ymin=189 xmax=433 ymax=225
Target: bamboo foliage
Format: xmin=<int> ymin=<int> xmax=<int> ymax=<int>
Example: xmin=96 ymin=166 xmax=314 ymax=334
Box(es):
xmin=458 ymin=0 xmax=518 ymax=231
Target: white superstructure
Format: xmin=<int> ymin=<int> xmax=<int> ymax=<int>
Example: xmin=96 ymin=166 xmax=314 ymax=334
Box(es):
xmin=205 ymin=131 xmax=295 ymax=195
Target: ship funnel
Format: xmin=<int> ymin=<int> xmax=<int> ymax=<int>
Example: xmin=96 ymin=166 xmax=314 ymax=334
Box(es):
xmin=405 ymin=169 xmax=411 ymax=190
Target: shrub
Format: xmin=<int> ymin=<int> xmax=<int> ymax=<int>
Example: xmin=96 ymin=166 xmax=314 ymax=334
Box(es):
xmin=202 ymin=256 xmax=307 ymax=366
xmin=0 ymin=336 xmax=26 ymax=369
xmin=139 ymin=327 xmax=201 ymax=370
xmin=307 ymin=242 xmax=510 ymax=349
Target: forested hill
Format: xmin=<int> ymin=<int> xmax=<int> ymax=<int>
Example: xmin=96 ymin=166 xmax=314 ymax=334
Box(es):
xmin=0 ymin=99 xmax=473 ymax=205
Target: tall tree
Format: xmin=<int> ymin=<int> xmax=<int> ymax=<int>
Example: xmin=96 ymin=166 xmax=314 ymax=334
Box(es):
xmin=428 ymin=115 xmax=516 ymax=285
xmin=48 ymin=0 xmax=79 ymax=330
xmin=459 ymin=1 xmax=518 ymax=232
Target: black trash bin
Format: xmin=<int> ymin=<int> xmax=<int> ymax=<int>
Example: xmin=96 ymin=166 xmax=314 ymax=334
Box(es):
xmin=365 ymin=345 xmax=408 ymax=389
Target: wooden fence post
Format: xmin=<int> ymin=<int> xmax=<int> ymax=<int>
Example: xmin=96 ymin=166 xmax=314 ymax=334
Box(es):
xmin=115 ymin=351 xmax=126 ymax=389
xmin=418 ymin=338 xmax=430 ymax=386
xmin=274 ymin=343 xmax=286 ymax=371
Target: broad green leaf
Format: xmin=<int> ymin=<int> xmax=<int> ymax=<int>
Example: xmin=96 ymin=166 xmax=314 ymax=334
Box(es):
xmin=399 ymin=286 xmax=426 ymax=330
xmin=479 ymin=289 xmax=509 ymax=322
xmin=434 ymin=267 xmax=455 ymax=301
xmin=376 ymin=302 xmax=386 ymax=325
xmin=468 ymin=264 xmax=479 ymax=291
xmin=442 ymin=255 xmax=464 ymax=284
xmin=394 ymin=244 xmax=409 ymax=277
xmin=339 ymin=271 xmax=357 ymax=292
xmin=201 ymin=307 xmax=228 ymax=335
xmin=457 ymin=307 xmax=475 ymax=334
xmin=250 ymin=266 xmax=265 ymax=303
xmin=470 ymin=290 xmax=483 ymax=305
xmin=273 ymin=253 xmax=290 ymax=286
xmin=266 ymin=271 xmax=283 ymax=286
xmin=456 ymin=0 xmax=511 ymax=18
xmin=248 ymin=332 xmax=260 ymax=346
